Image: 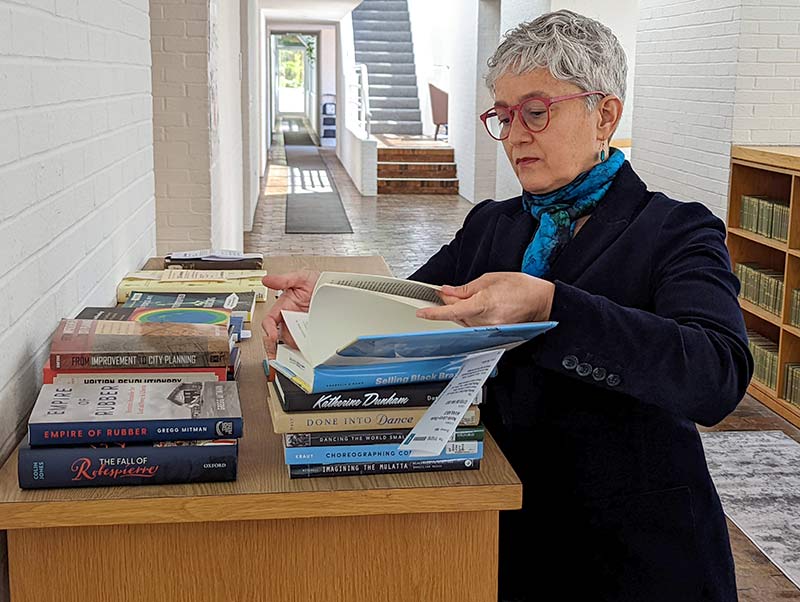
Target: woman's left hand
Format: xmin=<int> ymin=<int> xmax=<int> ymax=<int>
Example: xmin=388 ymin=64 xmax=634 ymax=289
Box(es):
xmin=415 ymin=272 xmax=555 ymax=326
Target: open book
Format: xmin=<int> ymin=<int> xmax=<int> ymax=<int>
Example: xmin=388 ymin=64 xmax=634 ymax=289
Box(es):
xmin=270 ymin=272 xmax=557 ymax=393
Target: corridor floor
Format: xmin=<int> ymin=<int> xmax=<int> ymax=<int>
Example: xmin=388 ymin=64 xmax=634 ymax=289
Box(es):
xmin=244 ymin=145 xmax=800 ymax=602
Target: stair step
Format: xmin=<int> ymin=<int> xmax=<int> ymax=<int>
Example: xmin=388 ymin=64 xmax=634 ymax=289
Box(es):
xmin=378 ymin=148 xmax=455 ymax=162
xmin=369 ymin=84 xmax=418 ymax=97
xmin=358 ymin=0 xmax=407 ymax=8
xmin=355 ymin=40 xmax=413 ymax=53
xmin=370 ymin=108 xmax=422 ymax=121
xmin=353 ymin=30 xmax=412 ymax=42
xmin=368 ymin=72 xmax=417 ymax=86
xmin=362 ymin=62 xmax=416 ymax=74
xmin=356 ymin=50 xmax=414 ymax=64
xmin=369 ymin=96 xmax=420 ymax=109
xmin=369 ymin=121 xmax=423 ymax=135
xmin=378 ymin=178 xmax=459 ymax=195
xmin=378 ymin=162 xmax=457 ymax=178
xmin=351 ymin=19 xmax=411 ymax=32
xmin=352 ymin=10 xmax=409 ymax=21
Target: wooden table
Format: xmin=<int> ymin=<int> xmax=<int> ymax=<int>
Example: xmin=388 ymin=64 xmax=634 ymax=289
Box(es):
xmin=0 ymin=255 xmax=522 ymax=602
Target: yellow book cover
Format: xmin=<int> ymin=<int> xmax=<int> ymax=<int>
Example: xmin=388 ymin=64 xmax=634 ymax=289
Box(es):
xmin=117 ymin=270 xmax=268 ymax=303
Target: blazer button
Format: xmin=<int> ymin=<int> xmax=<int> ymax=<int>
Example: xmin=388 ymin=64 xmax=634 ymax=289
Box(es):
xmin=562 ymin=355 xmax=579 ymax=371
xmin=576 ymin=362 xmax=592 ymax=377
xmin=592 ymin=367 xmax=607 ymax=381
xmin=606 ymin=373 xmax=621 ymax=387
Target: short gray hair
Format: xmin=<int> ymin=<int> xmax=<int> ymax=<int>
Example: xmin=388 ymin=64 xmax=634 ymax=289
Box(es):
xmin=485 ymin=10 xmax=627 ymax=109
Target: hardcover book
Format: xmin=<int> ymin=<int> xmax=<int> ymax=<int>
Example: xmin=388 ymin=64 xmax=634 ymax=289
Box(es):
xmin=165 ymin=249 xmax=264 ymax=271
xmin=288 ymin=457 xmax=480 ymax=479
xmin=266 ymin=382 xmax=479 ymax=433
xmin=116 ymin=270 xmax=267 ymax=303
xmin=283 ymin=425 xmax=484 ymax=447
xmin=28 ymin=382 xmax=243 ymax=446
xmin=18 ymin=439 xmax=238 ymax=489
xmin=284 ymin=440 xmax=483 ymax=465
xmin=75 ymin=306 xmax=232 ymax=327
xmin=49 ymin=319 xmax=230 ymax=371
xmin=42 ymin=366 xmax=226 ymax=385
xmin=123 ymin=291 xmax=257 ymax=323
xmin=274 ymin=371 xmax=483 ymax=412
xmin=271 ymin=271 xmax=557 ymax=393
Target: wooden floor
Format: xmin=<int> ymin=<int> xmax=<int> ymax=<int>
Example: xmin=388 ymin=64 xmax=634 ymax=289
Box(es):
xmin=246 ymin=138 xmax=800 ymax=600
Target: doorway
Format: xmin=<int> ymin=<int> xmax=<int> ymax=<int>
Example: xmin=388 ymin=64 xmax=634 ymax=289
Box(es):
xmin=270 ymin=32 xmax=319 ymax=145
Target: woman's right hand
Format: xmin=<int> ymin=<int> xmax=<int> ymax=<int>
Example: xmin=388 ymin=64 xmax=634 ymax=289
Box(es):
xmin=261 ymin=270 xmax=320 ymax=359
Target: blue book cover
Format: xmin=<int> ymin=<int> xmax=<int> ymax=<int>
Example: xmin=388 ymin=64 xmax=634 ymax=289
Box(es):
xmin=18 ymin=440 xmax=238 ymax=489
xmin=284 ymin=441 xmax=483 ymax=465
xmin=28 ymin=382 xmax=243 ymax=446
xmin=273 ymin=320 xmax=557 ymax=393
xmin=289 ymin=457 xmax=480 ymax=479
xmin=271 ymin=354 xmax=467 ymax=394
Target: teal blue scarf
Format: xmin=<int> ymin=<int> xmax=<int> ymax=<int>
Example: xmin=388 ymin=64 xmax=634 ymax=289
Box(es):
xmin=521 ymin=148 xmax=625 ymax=278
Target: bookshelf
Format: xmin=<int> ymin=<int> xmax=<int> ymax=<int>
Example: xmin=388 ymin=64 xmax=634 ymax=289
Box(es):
xmin=728 ymin=146 xmax=800 ymax=428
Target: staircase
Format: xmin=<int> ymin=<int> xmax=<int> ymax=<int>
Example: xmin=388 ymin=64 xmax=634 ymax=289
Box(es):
xmin=377 ymin=147 xmax=459 ymax=194
xmin=352 ymin=0 xmax=422 ymax=136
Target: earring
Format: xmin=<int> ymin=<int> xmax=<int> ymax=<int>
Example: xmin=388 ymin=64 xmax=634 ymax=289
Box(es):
xmin=600 ymin=148 xmax=606 ymax=162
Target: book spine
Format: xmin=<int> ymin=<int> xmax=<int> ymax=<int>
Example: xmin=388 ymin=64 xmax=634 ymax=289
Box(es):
xmin=18 ymin=443 xmax=238 ymax=489
xmin=274 ymin=405 xmax=481 ymax=433
xmin=284 ymin=441 xmax=483 ymax=465
xmin=284 ymin=426 xmax=485 ymax=447
xmin=289 ymin=458 xmax=480 ymax=479
xmin=50 ymin=351 xmax=227 ymax=371
xmin=42 ymin=367 xmax=226 ymax=385
xmin=28 ymin=417 xmax=244 ymax=446
xmin=279 ymin=381 xmax=450 ymax=412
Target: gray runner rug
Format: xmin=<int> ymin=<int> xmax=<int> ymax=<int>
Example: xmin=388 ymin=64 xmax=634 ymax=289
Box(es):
xmin=700 ymin=430 xmax=800 ymax=588
xmin=284 ymin=145 xmax=353 ymax=234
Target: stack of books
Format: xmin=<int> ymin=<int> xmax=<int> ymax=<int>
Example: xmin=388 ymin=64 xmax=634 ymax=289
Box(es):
xmin=747 ymin=330 xmax=779 ymax=390
xmin=267 ymin=373 xmax=484 ymax=479
xmin=265 ymin=272 xmax=556 ymax=479
xmin=18 ymin=381 xmax=243 ymax=489
xmin=735 ymin=262 xmax=784 ymax=315
xmin=740 ymin=194 xmax=789 ymax=242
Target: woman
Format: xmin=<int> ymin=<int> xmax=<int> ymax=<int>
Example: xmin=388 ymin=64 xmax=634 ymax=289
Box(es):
xmin=263 ymin=10 xmax=751 ymax=602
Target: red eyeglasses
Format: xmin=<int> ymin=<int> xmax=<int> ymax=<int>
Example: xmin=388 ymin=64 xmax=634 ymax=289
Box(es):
xmin=480 ymin=91 xmax=606 ymax=140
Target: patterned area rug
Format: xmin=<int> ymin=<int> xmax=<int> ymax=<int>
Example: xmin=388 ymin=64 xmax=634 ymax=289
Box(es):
xmin=701 ymin=430 xmax=800 ymax=588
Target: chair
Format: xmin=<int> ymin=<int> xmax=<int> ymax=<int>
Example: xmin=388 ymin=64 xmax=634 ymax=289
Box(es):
xmin=429 ymin=84 xmax=448 ymax=141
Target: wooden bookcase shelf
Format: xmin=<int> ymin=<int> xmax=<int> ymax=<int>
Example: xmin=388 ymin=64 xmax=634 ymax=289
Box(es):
xmin=728 ymin=146 xmax=800 ymax=428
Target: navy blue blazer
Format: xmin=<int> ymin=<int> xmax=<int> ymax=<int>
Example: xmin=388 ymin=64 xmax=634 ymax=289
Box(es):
xmin=411 ymin=162 xmax=752 ymax=602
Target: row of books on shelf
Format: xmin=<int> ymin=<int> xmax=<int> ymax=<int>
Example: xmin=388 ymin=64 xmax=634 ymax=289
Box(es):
xmin=739 ymin=194 xmax=789 ymax=243
xmin=261 ymin=272 xmax=557 ymax=479
xmin=735 ymin=263 xmax=784 ymax=316
xmin=18 ymin=254 xmax=266 ymax=490
xmin=748 ymin=330 xmax=779 ymax=391
xmin=783 ymin=364 xmax=800 ymax=411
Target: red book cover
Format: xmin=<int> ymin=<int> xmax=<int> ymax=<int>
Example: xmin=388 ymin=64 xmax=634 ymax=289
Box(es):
xmin=42 ymin=365 xmax=227 ymax=385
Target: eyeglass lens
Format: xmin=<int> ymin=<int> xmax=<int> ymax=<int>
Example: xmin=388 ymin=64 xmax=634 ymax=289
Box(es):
xmin=485 ymin=99 xmax=549 ymax=139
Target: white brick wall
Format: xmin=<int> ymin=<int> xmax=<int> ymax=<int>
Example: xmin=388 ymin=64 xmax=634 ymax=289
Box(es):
xmin=733 ymin=2 xmax=800 ymax=145
xmin=0 ymin=0 xmax=155 ymax=464
xmin=150 ymin=0 xmax=212 ymax=253
xmin=633 ymin=0 xmax=800 ymax=220
xmin=632 ymin=0 xmax=740 ymax=218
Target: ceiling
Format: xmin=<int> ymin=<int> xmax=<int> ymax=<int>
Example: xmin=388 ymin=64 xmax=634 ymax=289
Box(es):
xmin=260 ymin=0 xmax=363 ymax=23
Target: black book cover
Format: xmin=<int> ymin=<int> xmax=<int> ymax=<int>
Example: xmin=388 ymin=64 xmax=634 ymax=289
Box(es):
xmin=275 ymin=372 xmax=455 ymax=412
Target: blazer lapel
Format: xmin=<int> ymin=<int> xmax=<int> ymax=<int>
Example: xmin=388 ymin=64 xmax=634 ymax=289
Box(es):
xmin=487 ymin=208 xmax=536 ymax=272
xmin=549 ymin=162 xmax=649 ymax=285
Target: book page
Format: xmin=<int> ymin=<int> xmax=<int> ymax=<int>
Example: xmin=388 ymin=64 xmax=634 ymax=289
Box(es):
xmin=280 ymin=310 xmax=312 ymax=360
xmin=307 ymin=285 xmax=460 ymax=366
xmin=315 ymin=272 xmax=444 ymax=305
xmin=398 ymin=349 xmax=505 ymax=456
